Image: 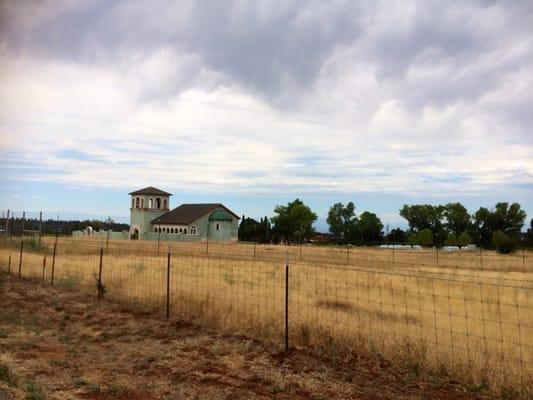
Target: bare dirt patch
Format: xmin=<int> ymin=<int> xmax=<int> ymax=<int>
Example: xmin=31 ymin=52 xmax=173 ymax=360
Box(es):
xmin=0 ymin=273 xmax=492 ymax=399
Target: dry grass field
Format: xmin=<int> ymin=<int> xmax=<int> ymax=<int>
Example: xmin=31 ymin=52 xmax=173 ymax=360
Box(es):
xmin=0 ymin=274 xmax=496 ymax=400
xmin=1 ymin=236 xmax=532 ymax=399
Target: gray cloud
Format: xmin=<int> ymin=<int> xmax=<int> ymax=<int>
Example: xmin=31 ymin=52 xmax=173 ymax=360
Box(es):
xmin=2 ymin=0 xmax=532 ymax=109
xmin=0 ymin=0 xmax=532 ymax=204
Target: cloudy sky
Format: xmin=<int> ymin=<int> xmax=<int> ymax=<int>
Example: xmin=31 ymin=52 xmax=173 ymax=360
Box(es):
xmin=0 ymin=0 xmax=532 ymax=229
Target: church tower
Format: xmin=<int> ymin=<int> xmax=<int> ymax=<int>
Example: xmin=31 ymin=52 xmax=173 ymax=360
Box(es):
xmin=129 ymin=186 xmax=172 ymax=239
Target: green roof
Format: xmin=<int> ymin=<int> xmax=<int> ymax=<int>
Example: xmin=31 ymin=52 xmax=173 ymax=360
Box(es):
xmin=209 ymin=209 xmax=233 ymax=221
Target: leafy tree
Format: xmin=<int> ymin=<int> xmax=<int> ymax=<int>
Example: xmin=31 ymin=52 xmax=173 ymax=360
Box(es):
xmin=457 ymin=232 xmax=472 ymax=248
xmin=408 ymin=233 xmax=418 ymax=248
xmin=327 ymin=202 xmax=358 ymax=242
xmin=492 ymin=230 xmax=516 ymax=254
xmin=257 ymin=216 xmax=271 ymax=244
xmin=358 ymin=212 xmax=383 ymax=244
xmin=388 ymin=228 xmax=407 ymax=243
xmin=472 ymin=202 xmax=526 ymax=246
xmin=416 ymin=228 xmax=433 ymax=247
xmin=238 ymin=216 xmax=261 ymax=242
xmin=443 ymin=202 xmax=470 ymax=236
xmin=271 ymin=199 xmax=317 ymax=244
xmin=444 ymin=232 xmax=457 ymax=246
xmin=399 ymin=204 xmax=445 ymax=245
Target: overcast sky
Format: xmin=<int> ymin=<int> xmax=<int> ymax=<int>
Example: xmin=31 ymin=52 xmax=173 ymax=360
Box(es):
xmin=0 ymin=0 xmax=532 ymax=229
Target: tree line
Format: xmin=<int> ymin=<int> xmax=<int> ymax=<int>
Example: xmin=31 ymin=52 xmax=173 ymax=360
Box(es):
xmin=1 ymin=217 xmax=128 ymax=236
xmin=238 ymin=199 xmax=533 ymax=252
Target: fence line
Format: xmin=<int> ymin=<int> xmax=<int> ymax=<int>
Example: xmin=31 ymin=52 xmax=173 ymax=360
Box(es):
xmin=0 ymin=236 xmax=531 ymax=398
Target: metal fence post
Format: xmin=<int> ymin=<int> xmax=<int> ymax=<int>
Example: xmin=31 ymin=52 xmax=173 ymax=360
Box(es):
xmin=285 ymin=253 xmax=289 ymax=352
xmin=436 ymin=246 xmax=439 ymax=266
xmin=479 ymin=246 xmax=483 ymax=269
xmin=8 ymin=255 xmax=11 ymax=274
xmin=522 ymin=249 xmax=526 ymax=272
xmin=38 ymin=211 xmax=42 ymax=246
xmin=51 ymin=243 xmax=57 ymax=286
xmin=18 ymin=239 xmax=23 ymax=278
xmin=166 ymin=249 xmax=171 ymax=319
xmin=97 ymin=247 xmax=104 ymax=300
xmin=42 ymin=255 xmax=46 ymax=283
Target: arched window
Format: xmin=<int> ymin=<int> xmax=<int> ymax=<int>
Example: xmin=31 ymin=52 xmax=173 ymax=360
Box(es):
xmin=154 ymin=226 xmax=158 ymax=232
xmin=149 ymin=198 xmax=153 ymax=209
xmin=163 ymin=198 xmax=168 ymax=209
xmin=141 ymin=198 xmax=144 ymax=208
xmin=184 ymin=228 xmax=187 ymax=234
xmin=216 ymin=223 xmax=220 ymax=231
xmin=191 ymin=226 xmax=197 ymax=235
xmin=179 ymin=228 xmax=182 ymax=233
xmin=135 ymin=197 xmax=140 ymax=208
xmin=166 ymin=227 xmax=170 ymax=233
xmin=156 ymin=197 xmax=161 ymax=209
xmin=170 ymin=228 xmax=174 ymax=234
xmin=132 ymin=198 xmax=135 ymax=208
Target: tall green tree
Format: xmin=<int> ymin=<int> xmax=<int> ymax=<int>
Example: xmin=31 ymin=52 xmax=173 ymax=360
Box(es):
xmin=443 ymin=202 xmax=470 ymax=236
xmin=271 ymin=199 xmax=317 ymax=244
xmin=472 ymin=202 xmax=526 ymax=246
xmin=358 ymin=212 xmax=383 ymax=244
xmin=326 ymin=202 xmax=358 ymax=242
xmin=399 ymin=204 xmax=446 ymax=244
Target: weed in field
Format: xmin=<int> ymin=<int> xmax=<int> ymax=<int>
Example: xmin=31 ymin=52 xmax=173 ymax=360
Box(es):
xmin=0 ymin=362 xmax=17 ymax=387
xmin=57 ymin=276 xmax=79 ymax=291
xmin=20 ymin=341 xmax=39 ymax=351
xmin=87 ymin=383 xmax=101 ymax=394
xmin=48 ymin=359 xmax=70 ymax=368
xmin=109 ymin=384 xmax=125 ymax=396
xmin=72 ymin=377 xmax=87 ymax=388
xmin=223 ymin=272 xmax=236 ymax=285
xmin=25 ymin=380 xmax=45 ymax=400
xmin=23 ymin=238 xmax=48 ymax=254
xmin=130 ymin=262 xmax=146 ymax=274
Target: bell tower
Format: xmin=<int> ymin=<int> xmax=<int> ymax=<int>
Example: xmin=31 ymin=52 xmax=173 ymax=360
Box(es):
xmin=129 ymin=186 xmax=172 ymax=239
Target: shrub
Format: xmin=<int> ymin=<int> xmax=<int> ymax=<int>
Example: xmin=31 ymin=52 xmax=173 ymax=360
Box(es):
xmin=23 ymin=237 xmax=48 ymax=253
xmin=492 ymin=231 xmax=516 ymax=254
xmin=416 ymin=229 xmax=433 ymax=247
xmin=444 ymin=233 xmax=457 ymax=246
xmin=457 ymin=232 xmax=472 ymax=248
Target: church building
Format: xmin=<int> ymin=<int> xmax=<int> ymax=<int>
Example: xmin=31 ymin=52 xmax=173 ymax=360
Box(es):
xmin=129 ymin=186 xmax=239 ymax=241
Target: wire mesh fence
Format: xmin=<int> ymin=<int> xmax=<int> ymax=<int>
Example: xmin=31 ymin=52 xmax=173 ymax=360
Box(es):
xmin=0 ymin=234 xmax=532 ymax=398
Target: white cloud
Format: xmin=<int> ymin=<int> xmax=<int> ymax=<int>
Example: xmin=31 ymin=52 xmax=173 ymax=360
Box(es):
xmin=0 ymin=1 xmax=532 ymax=202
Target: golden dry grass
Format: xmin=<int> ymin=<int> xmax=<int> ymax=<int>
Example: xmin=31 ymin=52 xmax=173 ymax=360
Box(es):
xmin=1 ymin=236 xmax=532 ymax=398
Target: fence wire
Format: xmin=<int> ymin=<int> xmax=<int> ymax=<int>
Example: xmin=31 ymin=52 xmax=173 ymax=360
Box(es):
xmin=0 ymin=235 xmax=531 ymax=398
